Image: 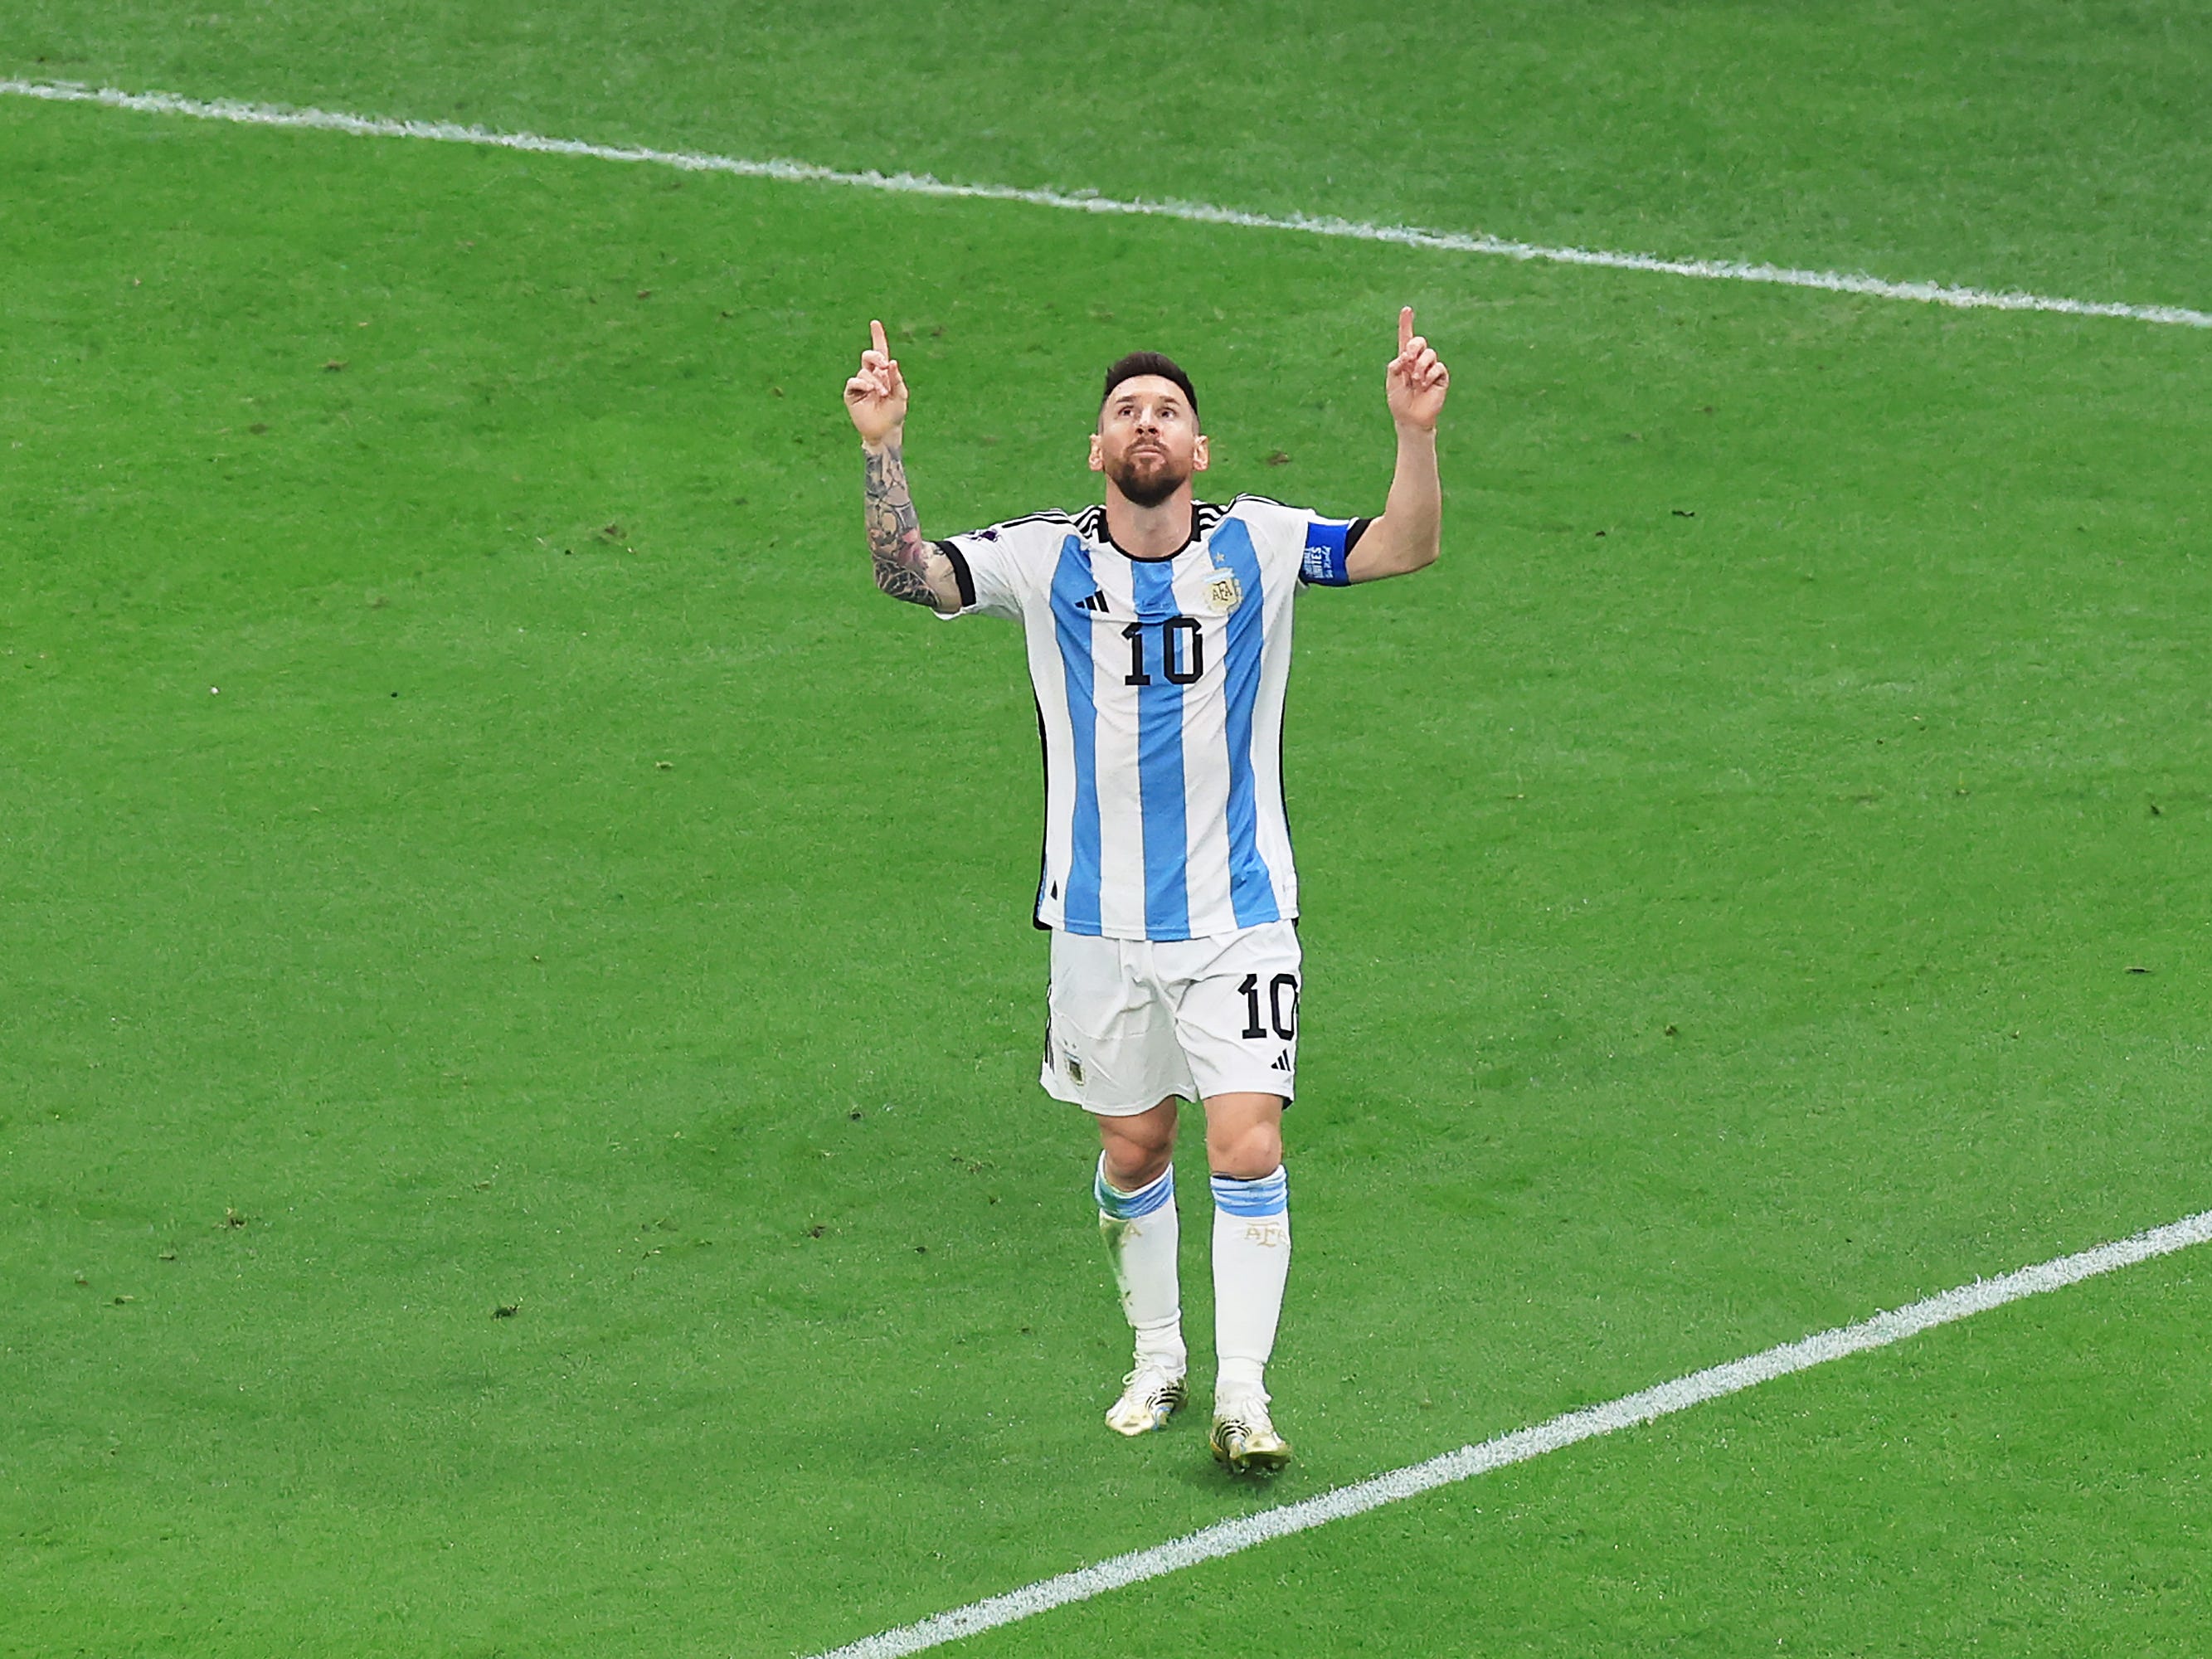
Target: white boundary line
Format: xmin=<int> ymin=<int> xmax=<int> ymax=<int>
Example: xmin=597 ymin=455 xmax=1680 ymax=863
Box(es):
xmin=814 ymin=1207 xmax=2212 ymax=1658
xmin=5 ymin=77 xmax=2210 ymax=330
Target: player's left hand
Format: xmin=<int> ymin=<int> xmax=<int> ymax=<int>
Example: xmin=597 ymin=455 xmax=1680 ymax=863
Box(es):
xmin=1385 ymin=307 xmax=1449 ymax=433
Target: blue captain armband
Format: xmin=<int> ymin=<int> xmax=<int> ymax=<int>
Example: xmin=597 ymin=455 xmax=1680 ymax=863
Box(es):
xmin=1298 ymin=517 xmax=1369 ymax=586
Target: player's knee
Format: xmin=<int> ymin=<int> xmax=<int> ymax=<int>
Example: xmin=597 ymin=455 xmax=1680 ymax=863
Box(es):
xmin=1100 ymin=1103 xmax=1177 ymax=1189
xmin=1205 ymin=1119 xmax=1282 ymax=1180
xmin=1102 ymin=1142 xmax=1173 ymax=1190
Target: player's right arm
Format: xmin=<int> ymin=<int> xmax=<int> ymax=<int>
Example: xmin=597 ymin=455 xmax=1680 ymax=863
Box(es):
xmin=1341 ymin=307 xmax=1447 ymax=583
xmin=844 ymin=319 xmax=964 ymax=615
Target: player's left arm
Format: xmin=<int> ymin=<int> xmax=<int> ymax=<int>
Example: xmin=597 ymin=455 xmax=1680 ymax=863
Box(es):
xmin=1344 ymin=306 xmax=1448 ymax=584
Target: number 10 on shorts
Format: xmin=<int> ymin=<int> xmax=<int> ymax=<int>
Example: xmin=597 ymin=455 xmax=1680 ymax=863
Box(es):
xmin=1238 ymin=972 xmax=1299 ymax=1041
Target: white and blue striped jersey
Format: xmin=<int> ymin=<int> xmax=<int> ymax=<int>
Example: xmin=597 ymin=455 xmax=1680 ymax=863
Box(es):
xmin=933 ymin=496 xmax=1368 ymax=941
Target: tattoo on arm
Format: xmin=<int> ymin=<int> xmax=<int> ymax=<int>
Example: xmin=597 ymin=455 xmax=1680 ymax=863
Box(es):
xmin=864 ymin=443 xmax=944 ymax=608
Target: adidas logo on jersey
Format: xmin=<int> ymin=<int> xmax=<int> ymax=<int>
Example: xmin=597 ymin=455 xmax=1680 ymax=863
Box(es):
xmin=1077 ymin=590 xmax=1110 ymax=613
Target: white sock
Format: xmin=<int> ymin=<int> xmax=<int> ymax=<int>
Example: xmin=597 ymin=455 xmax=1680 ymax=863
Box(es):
xmin=1096 ymin=1156 xmax=1184 ymax=1373
xmin=1211 ymin=1165 xmax=1291 ymax=1403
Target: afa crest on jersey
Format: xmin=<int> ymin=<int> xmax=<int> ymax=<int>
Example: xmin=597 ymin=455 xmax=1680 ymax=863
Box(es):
xmin=1206 ymin=571 xmax=1243 ymax=612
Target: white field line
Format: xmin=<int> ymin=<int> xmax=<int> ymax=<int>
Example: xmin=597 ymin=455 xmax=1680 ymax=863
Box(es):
xmin=5 ymin=77 xmax=2210 ymax=330
xmin=814 ymin=1207 xmax=2212 ymax=1659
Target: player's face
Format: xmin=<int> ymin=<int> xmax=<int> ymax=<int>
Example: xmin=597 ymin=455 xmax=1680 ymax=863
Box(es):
xmin=1090 ymin=377 xmax=1208 ymax=508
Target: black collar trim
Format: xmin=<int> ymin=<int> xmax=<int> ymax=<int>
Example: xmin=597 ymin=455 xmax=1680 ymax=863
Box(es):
xmin=1084 ymin=502 xmax=1223 ymax=562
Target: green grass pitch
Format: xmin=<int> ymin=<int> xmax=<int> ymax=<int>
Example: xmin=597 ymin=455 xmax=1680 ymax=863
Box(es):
xmin=2 ymin=4 xmax=2209 ymax=1654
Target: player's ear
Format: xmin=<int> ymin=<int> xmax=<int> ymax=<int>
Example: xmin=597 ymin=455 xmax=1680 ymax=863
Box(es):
xmin=1191 ymin=434 xmax=1209 ymax=472
xmin=1088 ymin=432 xmax=1105 ymax=473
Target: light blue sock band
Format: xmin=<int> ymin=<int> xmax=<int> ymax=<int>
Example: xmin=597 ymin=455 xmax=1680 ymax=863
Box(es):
xmin=1096 ymin=1157 xmax=1176 ymax=1220
xmin=1210 ymin=1165 xmax=1289 ymax=1218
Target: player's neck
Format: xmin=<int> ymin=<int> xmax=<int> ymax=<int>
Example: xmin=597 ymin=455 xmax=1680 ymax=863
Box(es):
xmin=1102 ymin=487 xmax=1198 ymax=561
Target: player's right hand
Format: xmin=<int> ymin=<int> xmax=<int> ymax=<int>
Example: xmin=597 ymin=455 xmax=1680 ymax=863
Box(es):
xmin=843 ymin=319 xmax=909 ymax=445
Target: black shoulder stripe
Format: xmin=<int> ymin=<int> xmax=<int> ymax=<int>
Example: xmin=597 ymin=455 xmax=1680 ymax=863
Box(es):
xmin=934 ymin=540 xmax=978 ymax=609
xmin=1232 ymin=492 xmax=1364 ymax=537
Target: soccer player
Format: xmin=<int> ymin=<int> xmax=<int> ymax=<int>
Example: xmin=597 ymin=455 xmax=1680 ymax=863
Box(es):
xmin=842 ymin=311 xmax=1448 ymax=1472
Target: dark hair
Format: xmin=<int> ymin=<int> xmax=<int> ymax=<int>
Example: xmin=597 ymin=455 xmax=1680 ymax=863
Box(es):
xmin=1101 ymin=352 xmax=1199 ymax=423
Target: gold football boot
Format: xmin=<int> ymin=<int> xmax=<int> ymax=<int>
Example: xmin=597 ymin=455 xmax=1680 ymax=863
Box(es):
xmin=1209 ymin=1397 xmax=1292 ymax=1474
xmin=1105 ymin=1363 xmax=1187 ymax=1436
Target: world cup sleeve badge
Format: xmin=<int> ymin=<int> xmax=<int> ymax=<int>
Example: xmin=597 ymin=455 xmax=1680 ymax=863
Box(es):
xmin=1206 ymin=568 xmax=1243 ymax=612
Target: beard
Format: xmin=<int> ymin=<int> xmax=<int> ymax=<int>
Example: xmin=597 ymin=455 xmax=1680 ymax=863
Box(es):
xmin=1106 ymin=446 xmax=1188 ymax=508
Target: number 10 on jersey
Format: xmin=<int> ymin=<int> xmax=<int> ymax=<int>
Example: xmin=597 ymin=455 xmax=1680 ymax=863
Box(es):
xmin=1121 ymin=616 xmax=1206 ymax=686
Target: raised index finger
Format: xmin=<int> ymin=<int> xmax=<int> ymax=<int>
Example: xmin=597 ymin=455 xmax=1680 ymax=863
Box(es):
xmin=1398 ymin=306 xmax=1415 ymax=353
xmin=870 ymin=318 xmax=889 ymax=356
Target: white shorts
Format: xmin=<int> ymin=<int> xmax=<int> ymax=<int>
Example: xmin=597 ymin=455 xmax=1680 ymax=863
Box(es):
xmin=1040 ymin=921 xmax=1302 ymax=1116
